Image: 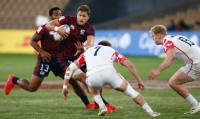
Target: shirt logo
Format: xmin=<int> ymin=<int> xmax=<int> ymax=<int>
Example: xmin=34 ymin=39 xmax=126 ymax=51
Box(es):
xmin=70 ymin=25 xmax=75 ymax=30
xmin=80 ymin=29 xmax=85 ymax=35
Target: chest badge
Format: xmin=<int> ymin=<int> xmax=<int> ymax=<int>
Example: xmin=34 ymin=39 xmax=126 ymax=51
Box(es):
xmin=70 ymin=25 xmax=75 ymax=30
xmin=80 ymin=29 xmax=85 ymax=35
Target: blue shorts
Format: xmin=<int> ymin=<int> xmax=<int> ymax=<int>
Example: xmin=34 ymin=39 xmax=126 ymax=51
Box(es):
xmin=33 ymin=55 xmax=64 ymax=77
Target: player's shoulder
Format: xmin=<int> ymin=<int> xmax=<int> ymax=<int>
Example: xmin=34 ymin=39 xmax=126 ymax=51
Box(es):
xmin=85 ymin=22 xmax=94 ymax=29
xmin=36 ymin=24 xmax=48 ymax=34
xmin=58 ymin=16 xmax=75 ymax=22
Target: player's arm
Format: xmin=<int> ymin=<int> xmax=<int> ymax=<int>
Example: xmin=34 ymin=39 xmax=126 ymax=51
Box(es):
xmin=74 ymin=35 xmax=94 ymax=56
xmin=30 ymin=33 xmax=51 ymax=62
xmin=45 ymin=19 xmax=60 ymax=31
xmin=30 ymin=33 xmax=43 ymax=53
xmin=85 ymin=35 xmax=95 ymax=49
xmin=148 ymin=48 xmax=175 ymax=80
xmin=45 ymin=18 xmax=68 ymax=38
xmin=62 ymin=54 xmax=85 ymax=100
xmin=114 ymin=51 xmax=144 ymax=90
xmin=121 ymin=59 xmax=144 ymax=90
xmin=156 ymin=48 xmax=175 ymax=72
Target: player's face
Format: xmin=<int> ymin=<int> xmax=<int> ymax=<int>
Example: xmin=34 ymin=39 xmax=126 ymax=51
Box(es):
xmin=151 ymin=33 xmax=162 ymax=45
xmin=51 ymin=10 xmax=62 ymax=20
xmin=77 ymin=11 xmax=89 ymax=26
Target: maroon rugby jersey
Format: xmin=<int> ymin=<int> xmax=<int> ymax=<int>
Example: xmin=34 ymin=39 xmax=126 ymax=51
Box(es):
xmin=36 ymin=25 xmax=60 ymax=58
xmin=57 ymin=16 xmax=95 ymax=59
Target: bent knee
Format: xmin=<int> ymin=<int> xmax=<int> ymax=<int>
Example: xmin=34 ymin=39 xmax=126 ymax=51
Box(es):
xmin=29 ymin=87 xmax=39 ymax=92
xmin=168 ymin=79 xmax=178 ymax=88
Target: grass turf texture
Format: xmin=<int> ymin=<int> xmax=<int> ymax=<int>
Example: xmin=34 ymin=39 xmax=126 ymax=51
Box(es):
xmin=0 ymin=54 xmax=182 ymax=81
xmin=0 ymin=89 xmax=200 ymax=119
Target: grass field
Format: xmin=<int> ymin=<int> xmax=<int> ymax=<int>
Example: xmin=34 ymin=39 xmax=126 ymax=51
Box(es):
xmin=0 ymin=54 xmax=182 ymax=81
xmin=0 ymin=54 xmax=200 ymax=118
xmin=1 ymin=89 xmax=200 ymax=119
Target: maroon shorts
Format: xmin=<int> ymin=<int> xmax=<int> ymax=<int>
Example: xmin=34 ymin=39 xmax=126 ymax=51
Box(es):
xmin=33 ymin=55 xmax=64 ymax=77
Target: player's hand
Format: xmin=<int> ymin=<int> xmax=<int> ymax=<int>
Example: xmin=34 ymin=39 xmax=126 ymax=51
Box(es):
xmin=74 ymin=41 xmax=84 ymax=51
xmin=62 ymin=88 xmax=68 ymax=101
xmin=148 ymin=70 xmax=160 ymax=80
xmin=57 ymin=25 xmax=69 ymax=39
xmin=40 ymin=51 xmax=51 ymax=62
xmin=74 ymin=41 xmax=84 ymax=56
xmin=137 ymin=80 xmax=145 ymax=90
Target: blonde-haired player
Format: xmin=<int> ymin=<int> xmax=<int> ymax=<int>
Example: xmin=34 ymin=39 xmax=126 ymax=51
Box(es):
xmin=149 ymin=25 xmax=200 ymax=114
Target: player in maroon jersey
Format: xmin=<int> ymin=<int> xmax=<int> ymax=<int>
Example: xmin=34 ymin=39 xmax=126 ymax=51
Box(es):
xmin=4 ymin=7 xmax=95 ymax=109
xmin=45 ymin=5 xmax=115 ymax=112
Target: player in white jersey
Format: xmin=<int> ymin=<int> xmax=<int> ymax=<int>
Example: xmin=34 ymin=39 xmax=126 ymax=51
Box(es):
xmin=62 ymin=41 xmax=161 ymax=117
xmin=149 ymin=25 xmax=200 ymax=115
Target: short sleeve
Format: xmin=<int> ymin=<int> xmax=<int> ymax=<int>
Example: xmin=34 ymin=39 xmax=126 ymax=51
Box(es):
xmin=164 ymin=40 xmax=175 ymax=53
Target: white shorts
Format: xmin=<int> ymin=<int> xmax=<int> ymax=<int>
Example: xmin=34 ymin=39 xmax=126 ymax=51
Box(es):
xmin=86 ymin=68 xmax=124 ymax=90
xmin=181 ymin=63 xmax=200 ymax=79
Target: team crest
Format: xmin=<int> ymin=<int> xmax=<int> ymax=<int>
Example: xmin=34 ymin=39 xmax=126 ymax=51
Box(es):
xmin=80 ymin=29 xmax=85 ymax=35
xmin=70 ymin=25 xmax=75 ymax=29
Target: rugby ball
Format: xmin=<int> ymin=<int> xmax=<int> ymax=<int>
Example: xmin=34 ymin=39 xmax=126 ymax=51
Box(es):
xmin=53 ymin=25 xmax=70 ymax=41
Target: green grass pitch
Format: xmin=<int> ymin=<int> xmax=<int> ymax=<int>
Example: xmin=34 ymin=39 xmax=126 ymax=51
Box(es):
xmin=0 ymin=54 xmax=182 ymax=81
xmin=0 ymin=89 xmax=200 ymax=119
xmin=1 ymin=54 xmax=199 ymax=119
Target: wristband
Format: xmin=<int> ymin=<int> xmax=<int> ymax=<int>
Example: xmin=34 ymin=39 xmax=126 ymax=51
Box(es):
xmin=54 ymin=26 xmax=59 ymax=32
xmin=63 ymin=85 xmax=68 ymax=89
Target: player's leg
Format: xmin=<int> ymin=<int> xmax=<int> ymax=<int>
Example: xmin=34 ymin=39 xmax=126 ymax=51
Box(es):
xmin=107 ymin=69 xmax=160 ymax=117
xmin=116 ymin=80 xmax=160 ymax=117
xmin=17 ymin=74 xmax=44 ymax=92
xmin=4 ymin=74 xmax=44 ymax=95
xmin=168 ymin=69 xmax=200 ymax=114
xmin=74 ymin=69 xmax=115 ymax=111
xmin=88 ymin=87 xmax=107 ymax=116
xmin=93 ymin=89 xmax=116 ymax=111
xmin=59 ymin=70 xmax=93 ymax=109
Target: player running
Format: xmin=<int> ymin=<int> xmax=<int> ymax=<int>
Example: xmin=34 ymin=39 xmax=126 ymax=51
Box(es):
xmin=4 ymin=7 xmax=95 ymax=109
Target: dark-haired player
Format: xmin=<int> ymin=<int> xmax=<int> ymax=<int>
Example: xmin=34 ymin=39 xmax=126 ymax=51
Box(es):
xmin=45 ymin=5 xmax=115 ymax=112
xmin=4 ymin=7 xmax=94 ymax=109
xmin=62 ymin=41 xmax=161 ymax=117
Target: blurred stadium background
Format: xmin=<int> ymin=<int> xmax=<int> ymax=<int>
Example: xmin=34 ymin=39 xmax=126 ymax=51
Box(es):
xmin=0 ymin=0 xmax=200 ymax=54
xmin=0 ymin=0 xmax=200 ymax=30
xmin=0 ymin=0 xmax=200 ymax=81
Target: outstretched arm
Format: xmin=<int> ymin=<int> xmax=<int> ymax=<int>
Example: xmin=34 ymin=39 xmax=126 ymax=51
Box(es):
xmin=121 ymin=59 xmax=144 ymax=90
xmin=74 ymin=35 xmax=95 ymax=56
xmin=148 ymin=48 xmax=175 ymax=80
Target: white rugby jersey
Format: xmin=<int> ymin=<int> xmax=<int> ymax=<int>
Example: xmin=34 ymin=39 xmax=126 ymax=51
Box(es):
xmin=76 ymin=45 xmax=127 ymax=75
xmin=163 ymin=35 xmax=200 ymax=64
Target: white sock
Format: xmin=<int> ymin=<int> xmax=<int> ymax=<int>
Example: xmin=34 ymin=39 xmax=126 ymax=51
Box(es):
xmin=186 ymin=94 xmax=198 ymax=107
xmin=94 ymin=95 xmax=106 ymax=109
xmin=142 ymin=103 xmax=153 ymax=113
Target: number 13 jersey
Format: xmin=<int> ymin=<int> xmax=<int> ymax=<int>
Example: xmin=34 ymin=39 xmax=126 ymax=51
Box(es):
xmin=163 ymin=35 xmax=200 ymax=64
